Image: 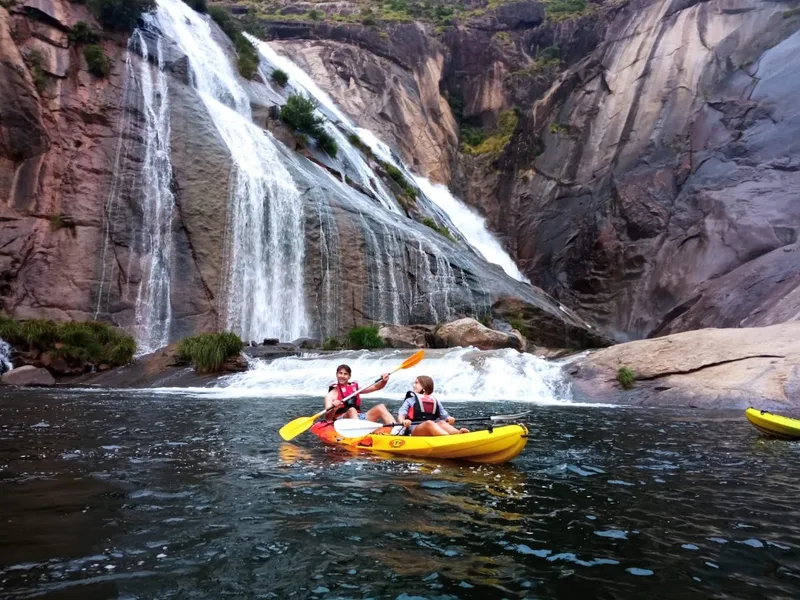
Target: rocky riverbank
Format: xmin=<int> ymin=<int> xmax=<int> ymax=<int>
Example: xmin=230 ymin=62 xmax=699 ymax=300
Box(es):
xmin=568 ymin=322 xmax=800 ymax=410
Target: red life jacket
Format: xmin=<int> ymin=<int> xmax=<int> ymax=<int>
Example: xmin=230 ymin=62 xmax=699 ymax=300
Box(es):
xmin=329 ymin=381 xmax=361 ymax=416
xmin=406 ymin=391 xmax=441 ymax=422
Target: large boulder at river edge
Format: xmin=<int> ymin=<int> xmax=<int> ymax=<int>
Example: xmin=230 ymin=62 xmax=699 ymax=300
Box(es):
xmin=378 ymin=324 xmax=433 ymax=349
xmin=433 ymin=318 xmax=522 ymax=351
xmin=568 ymin=322 xmax=800 ymax=409
xmin=2 ymin=365 xmax=55 ymax=386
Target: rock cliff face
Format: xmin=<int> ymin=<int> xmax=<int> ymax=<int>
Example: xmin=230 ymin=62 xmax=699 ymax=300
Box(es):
xmin=259 ymin=0 xmax=800 ymax=339
xmin=0 ymin=0 xmax=607 ymax=351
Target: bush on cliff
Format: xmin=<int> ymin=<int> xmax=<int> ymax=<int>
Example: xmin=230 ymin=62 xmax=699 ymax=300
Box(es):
xmin=84 ymin=45 xmax=110 ymax=77
xmin=0 ymin=314 xmax=136 ymax=367
xmin=345 ymin=326 xmax=385 ymax=350
xmin=177 ymin=332 xmax=244 ymax=373
xmin=88 ymin=0 xmax=155 ymax=32
xmin=271 ymin=68 xmax=289 ymax=87
xmin=69 ymin=21 xmax=101 ymax=44
xmin=280 ymin=94 xmax=338 ymax=157
xmin=208 ymin=6 xmax=260 ymax=80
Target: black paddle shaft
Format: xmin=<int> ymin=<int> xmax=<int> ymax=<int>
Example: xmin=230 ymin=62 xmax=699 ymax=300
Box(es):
xmin=384 ymin=412 xmax=531 ymax=427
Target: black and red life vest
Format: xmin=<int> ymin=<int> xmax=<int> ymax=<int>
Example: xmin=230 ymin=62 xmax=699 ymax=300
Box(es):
xmin=329 ymin=381 xmax=361 ymax=416
xmin=405 ymin=391 xmax=441 ymax=422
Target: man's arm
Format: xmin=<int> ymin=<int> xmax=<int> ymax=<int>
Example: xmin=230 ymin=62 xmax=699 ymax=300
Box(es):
xmin=360 ymin=373 xmax=390 ymax=395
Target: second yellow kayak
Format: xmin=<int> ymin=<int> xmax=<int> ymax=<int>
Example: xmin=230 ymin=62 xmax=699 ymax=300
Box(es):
xmin=745 ymin=407 xmax=800 ymax=440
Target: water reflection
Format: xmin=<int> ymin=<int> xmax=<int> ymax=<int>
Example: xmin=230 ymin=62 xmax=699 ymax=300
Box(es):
xmin=1 ymin=389 xmax=799 ymax=599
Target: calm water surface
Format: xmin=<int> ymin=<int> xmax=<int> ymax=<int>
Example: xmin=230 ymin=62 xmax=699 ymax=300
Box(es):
xmin=1 ymin=389 xmax=799 ymax=599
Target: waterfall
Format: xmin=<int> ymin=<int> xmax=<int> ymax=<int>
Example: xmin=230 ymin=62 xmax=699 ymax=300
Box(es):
xmin=94 ymin=32 xmax=176 ymax=354
xmin=0 ymin=338 xmax=12 ymax=374
xmin=196 ymin=348 xmax=574 ymax=403
xmin=413 ymin=177 xmax=529 ymax=282
xmin=131 ymin=31 xmax=175 ymax=353
xmin=152 ymin=0 xmax=309 ymax=342
xmin=250 ymin=38 xmax=528 ymax=283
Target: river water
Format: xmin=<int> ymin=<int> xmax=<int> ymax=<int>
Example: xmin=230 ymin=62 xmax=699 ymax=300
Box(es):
xmin=1 ymin=389 xmax=799 ymax=599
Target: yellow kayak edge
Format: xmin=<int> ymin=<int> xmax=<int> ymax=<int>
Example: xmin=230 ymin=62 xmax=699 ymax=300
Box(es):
xmin=310 ymin=422 xmax=529 ymax=464
xmin=745 ymin=407 xmax=800 ymax=440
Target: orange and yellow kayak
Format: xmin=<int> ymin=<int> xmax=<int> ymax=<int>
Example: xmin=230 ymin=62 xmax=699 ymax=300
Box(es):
xmin=310 ymin=421 xmax=528 ymax=464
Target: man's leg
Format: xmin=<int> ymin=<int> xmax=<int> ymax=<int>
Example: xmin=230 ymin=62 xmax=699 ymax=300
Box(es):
xmin=365 ymin=404 xmax=395 ymax=425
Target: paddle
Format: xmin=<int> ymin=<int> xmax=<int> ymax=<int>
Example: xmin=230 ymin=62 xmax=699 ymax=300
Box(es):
xmin=333 ymin=411 xmax=532 ymax=438
xmin=278 ymin=349 xmax=425 ymax=441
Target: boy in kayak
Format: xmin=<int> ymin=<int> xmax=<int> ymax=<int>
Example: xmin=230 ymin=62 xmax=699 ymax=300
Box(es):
xmin=398 ymin=375 xmax=468 ymax=436
xmin=324 ymin=364 xmax=394 ymax=424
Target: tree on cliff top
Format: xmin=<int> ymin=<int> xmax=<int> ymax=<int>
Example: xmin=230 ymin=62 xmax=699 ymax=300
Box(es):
xmin=88 ymin=0 xmax=156 ymax=32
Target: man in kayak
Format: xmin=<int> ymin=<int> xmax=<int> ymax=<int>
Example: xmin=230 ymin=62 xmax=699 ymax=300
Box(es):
xmin=324 ymin=364 xmax=394 ymax=424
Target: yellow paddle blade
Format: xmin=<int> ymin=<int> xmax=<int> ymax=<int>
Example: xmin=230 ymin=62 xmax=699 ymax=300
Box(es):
xmin=279 ymin=410 xmax=324 ymax=441
xmin=398 ymin=349 xmax=424 ymax=371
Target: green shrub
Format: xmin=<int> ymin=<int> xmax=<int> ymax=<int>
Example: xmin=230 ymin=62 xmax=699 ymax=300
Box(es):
xmin=24 ymin=49 xmax=47 ymax=93
xmin=348 ymin=132 xmax=373 ymax=157
xmin=379 ymin=161 xmax=418 ymax=199
xmin=308 ymin=8 xmax=322 ymax=20
xmin=617 ymin=366 xmax=635 ymax=389
xmin=460 ymin=126 xmax=486 ymax=147
xmin=182 ymin=0 xmax=206 ymax=12
xmin=84 ymin=44 xmax=110 ymax=77
xmin=271 ymin=68 xmax=289 ymax=87
xmin=549 ymin=122 xmax=569 ymax=135
xmin=545 ymin=0 xmax=590 ymax=21
xmin=421 ymin=217 xmax=454 ymax=241
xmin=69 ymin=21 xmax=100 ymax=44
xmin=784 ymin=7 xmax=800 ymax=18
xmin=315 ymin=130 xmax=338 ymax=157
xmin=209 ymin=6 xmax=260 ymax=80
xmin=0 ymin=314 xmax=136 ymax=366
xmin=280 ymin=94 xmax=324 ymax=135
xmin=322 ymin=337 xmax=341 ymax=351
xmin=506 ymin=314 xmax=529 ymax=337
xmin=88 ymin=0 xmax=155 ymax=31
xmin=345 ymin=326 xmax=384 ymax=350
xmin=462 ymin=109 xmax=518 ymax=156
xmin=479 ymin=313 xmax=492 ymax=327
xmin=177 ymin=331 xmax=245 ymax=373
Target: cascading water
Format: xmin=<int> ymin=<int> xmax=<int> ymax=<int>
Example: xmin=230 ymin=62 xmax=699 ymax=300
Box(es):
xmin=151 ymin=0 xmax=309 ymax=341
xmin=413 ymin=177 xmax=529 ymax=282
xmin=0 ymin=338 xmax=12 ymax=374
xmin=250 ymin=38 xmax=528 ymax=283
xmin=94 ymin=32 xmax=176 ymax=354
xmin=131 ymin=31 xmax=175 ymax=353
xmin=181 ymin=348 xmax=573 ymax=403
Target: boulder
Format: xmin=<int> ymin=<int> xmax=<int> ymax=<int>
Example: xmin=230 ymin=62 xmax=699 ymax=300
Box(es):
xmin=291 ymin=337 xmax=321 ymax=349
xmin=568 ymin=322 xmax=800 ymax=409
xmin=222 ymin=354 xmax=248 ymax=373
xmin=1 ymin=365 xmax=55 ymax=386
xmin=378 ymin=324 xmax=433 ymax=349
xmin=433 ymin=318 xmax=522 ymax=351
